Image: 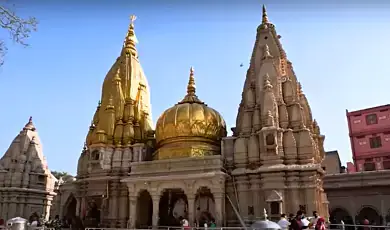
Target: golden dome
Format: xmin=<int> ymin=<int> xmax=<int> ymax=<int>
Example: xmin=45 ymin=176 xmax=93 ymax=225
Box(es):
xmin=155 ymin=67 xmax=227 ymax=160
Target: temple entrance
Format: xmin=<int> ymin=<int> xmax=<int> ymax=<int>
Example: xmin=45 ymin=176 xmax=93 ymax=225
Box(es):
xmin=330 ymin=208 xmax=354 ymax=230
xmin=357 ymin=206 xmax=382 ymax=225
xmin=84 ymin=198 xmax=102 ymax=228
xmin=195 ymin=187 xmax=215 ymax=227
xmin=136 ymin=190 xmax=153 ymax=228
xmin=63 ymin=194 xmax=77 ymax=221
xmin=159 ymin=188 xmax=188 ymax=227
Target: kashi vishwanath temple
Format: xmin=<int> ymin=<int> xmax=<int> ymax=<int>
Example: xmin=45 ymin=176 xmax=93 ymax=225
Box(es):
xmin=0 ymin=6 xmax=329 ymax=228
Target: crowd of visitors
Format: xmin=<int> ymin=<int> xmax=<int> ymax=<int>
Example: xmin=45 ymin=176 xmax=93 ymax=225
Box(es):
xmin=277 ymin=210 xmax=326 ymax=230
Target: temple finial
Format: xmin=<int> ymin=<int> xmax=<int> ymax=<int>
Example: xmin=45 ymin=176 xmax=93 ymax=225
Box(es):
xmin=178 ymin=67 xmax=204 ymax=104
xmin=24 ymin=116 xmax=36 ymax=131
xmin=187 ymin=66 xmax=196 ymax=95
xmin=262 ymin=4 xmax=269 ymax=24
xmin=130 ymin=15 xmax=137 ymax=26
xmin=125 ymin=15 xmax=139 ymax=56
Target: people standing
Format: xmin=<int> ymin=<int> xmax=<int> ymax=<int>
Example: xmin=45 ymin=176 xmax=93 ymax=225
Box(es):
xmin=209 ymin=219 xmax=216 ymax=229
xmin=278 ymin=214 xmax=291 ymax=230
xmin=290 ymin=211 xmax=304 ymax=230
xmin=311 ymin=211 xmax=320 ymax=227
xmin=315 ymin=217 xmax=326 ymax=230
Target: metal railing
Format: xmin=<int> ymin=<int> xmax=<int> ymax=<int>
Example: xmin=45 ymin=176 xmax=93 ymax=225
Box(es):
xmin=84 ymin=224 xmax=390 ymax=230
xmin=328 ymin=224 xmax=390 ymax=230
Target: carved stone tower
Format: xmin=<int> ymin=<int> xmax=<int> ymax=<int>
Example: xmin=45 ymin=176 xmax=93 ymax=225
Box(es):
xmin=76 ymin=15 xmax=154 ymax=228
xmin=222 ymin=6 xmax=329 ymax=225
xmin=0 ymin=117 xmax=57 ymax=220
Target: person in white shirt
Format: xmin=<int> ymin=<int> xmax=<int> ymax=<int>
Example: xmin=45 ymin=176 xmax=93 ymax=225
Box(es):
xmin=310 ymin=211 xmax=320 ymax=228
xmin=180 ymin=216 xmax=189 ymax=230
xmin=278 ymin=214 xmax=290 ymax=230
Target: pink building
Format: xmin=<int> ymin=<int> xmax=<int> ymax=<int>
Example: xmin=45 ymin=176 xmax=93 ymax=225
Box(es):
xmin=346 ymin=104 xmax=390 ymax=172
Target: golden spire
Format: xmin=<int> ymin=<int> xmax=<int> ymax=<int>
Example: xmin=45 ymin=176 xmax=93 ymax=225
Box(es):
xmin=179 ymin=67 xmax=204 ymax=104
xmin=125 ymin=15 xmax=139 ymax=56
xmin=187 ymin=66 xmax=196 ymax=95
xmin=262 ymin=4 xmax=269 ymax=24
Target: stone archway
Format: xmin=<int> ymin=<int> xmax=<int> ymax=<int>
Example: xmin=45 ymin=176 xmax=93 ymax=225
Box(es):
xmin=357 ymin=206 xmax=382 ymax=225
xmin=63 ymin=194 xmax=77 ymax=221
xmin=330 ymin=207 xmax=354 ymax=229
xmin=159 ymin=188 xmax=188 ymax=227
xmin=136 ymin=190 xmax=153 ymax=228
xmin=195 ymin=186 xmax=215 ymax=227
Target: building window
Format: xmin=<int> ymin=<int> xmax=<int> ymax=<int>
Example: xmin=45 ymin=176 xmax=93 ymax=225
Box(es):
xmin=364 ymin=162 xmax=376 ymax=171
xmin=366 ymin=114 xmax=378 ymax=125
xmin=270 ymin=202 xmax=280 ymax=215
xmin=383 ymin=160 xmax=390 ymax=170
xmin=369 ymin=136 xmax=382 ymax=148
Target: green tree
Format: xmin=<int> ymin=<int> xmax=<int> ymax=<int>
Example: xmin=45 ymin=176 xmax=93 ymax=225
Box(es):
xmin=0 ymin=3 xmax=38 ymax=65
xmin=51 ymin=171 xmax=70 ymax=180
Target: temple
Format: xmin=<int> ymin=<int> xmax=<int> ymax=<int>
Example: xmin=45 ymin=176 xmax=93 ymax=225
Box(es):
xmin=48 ymin=6 xmax=329 ymax=228
xmin=0 ymin=117 xmax=57 ymax=220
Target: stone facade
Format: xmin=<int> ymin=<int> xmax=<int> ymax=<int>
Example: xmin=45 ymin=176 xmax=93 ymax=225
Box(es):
xmin=0 ymin=117 xmax=57 ymax=220
xmin=324 ymin=170 xmax=390 ymax=225
xmin=53 ymin=6 xmax=329 ymax=228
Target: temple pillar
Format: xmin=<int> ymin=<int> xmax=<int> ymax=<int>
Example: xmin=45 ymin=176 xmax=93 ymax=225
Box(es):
xmin=152 ymin=194 xmax=160 ymax=229
xmin=109 ymin=181 xmax=120 ymax=227
xmin=75 ymin=197 xmax=81 ymax=216
xmin=187 ymin=194 xmax=195 ymax=226
xmin=128 ymin=194 xmax=137 ymax=229
xmin=118 ymin=187 xmax=129 ymax=228
xmin=249 ymin=174 xmax=262 ymax=219
xmin=214 ymin=193 xmax=225 ymax=227
xmin=236 ymin=176 xmax=249 ymax=222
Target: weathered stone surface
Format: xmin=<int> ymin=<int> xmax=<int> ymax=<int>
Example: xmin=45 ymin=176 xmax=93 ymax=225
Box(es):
xmin=0 ymin=117 xmax=56 ymax=220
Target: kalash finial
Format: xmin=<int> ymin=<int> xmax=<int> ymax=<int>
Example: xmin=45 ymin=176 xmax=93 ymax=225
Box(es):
xmin=125 ymin=15 xmax=139 ymax=54
xmin=187 ymin=66 xmax=196 ymax=95
xmin=262 ymin=4 xmax=269 ymax=24
xmin=178 ymin=67 xmax=204 ymax=104
xmin=130 ymin=15 xmax=137 ymax=27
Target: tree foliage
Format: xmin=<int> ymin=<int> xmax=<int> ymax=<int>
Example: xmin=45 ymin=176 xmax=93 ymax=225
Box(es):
xmin=51 ymin=171 xmax=71 ymax=180
xmin=0 ymin=4 xmax=38 ymax=65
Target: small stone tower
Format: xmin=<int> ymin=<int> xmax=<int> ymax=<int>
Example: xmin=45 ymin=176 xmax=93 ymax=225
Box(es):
xmin=0 ymin=117 xmax=57 ymax=220
xmin=222 ymin=6 xmax=329 ymax=225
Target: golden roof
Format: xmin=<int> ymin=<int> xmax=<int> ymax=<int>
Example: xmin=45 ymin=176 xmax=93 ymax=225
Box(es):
xmin=154 ymin=67 xmax=227 ymax=160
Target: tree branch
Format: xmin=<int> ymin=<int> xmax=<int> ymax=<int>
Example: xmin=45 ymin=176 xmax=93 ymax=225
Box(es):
xmin=0 ymin=5 xmax=38 ymax=65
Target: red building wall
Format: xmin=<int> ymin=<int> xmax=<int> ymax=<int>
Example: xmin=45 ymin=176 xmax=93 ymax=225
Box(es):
xmin=346 ymin=104 xmax=390 ymax=172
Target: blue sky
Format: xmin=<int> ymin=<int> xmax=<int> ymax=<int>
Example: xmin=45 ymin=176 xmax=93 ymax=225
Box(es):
xmin=1 ymin=0 xmax=390 ymax=175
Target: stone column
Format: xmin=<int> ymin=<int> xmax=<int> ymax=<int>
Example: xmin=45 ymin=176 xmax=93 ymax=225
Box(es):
xmin=286 ymin=171 xmax=300 ymax=214
xmin=75 ymin=197 xmax=81 ymax=216
xmin=128 ymin=195 xmax=137 ymax=229
xmin=214 ymin=193 xmax=225 ymax=227
xmin=236 ymin=176 xmax=249 ymax=221
xmin=249 ymin=174 xmax=262 ymax=219
xmin=152 ymin=194 xmax=160 ymax=229
xmin=118 ymin=187 xmax=129 ymax=228
xmin=18 ymin=196 xmax=25 ymax=217
xmin=187 ymin=194 xmax=195 ymax=226
xmin=109 ymin=181 xmax=120 ymax=227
